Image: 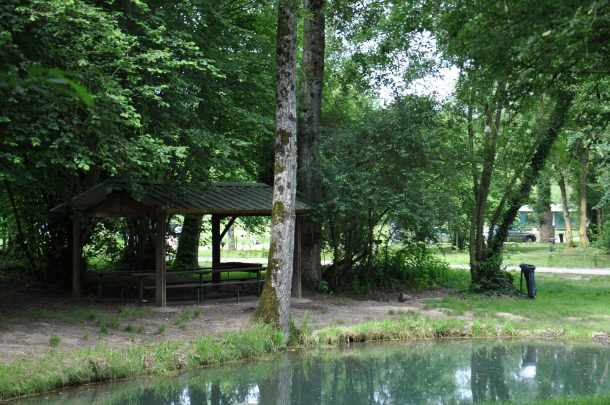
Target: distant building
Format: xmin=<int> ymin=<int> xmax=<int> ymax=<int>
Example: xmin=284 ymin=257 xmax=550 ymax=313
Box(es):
xmin=517 ymin=205 xmax=579 ymax=230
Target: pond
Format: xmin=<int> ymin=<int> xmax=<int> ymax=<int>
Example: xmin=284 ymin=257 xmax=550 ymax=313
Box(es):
xmin=16 ymin=340 xmax=610 ymax=404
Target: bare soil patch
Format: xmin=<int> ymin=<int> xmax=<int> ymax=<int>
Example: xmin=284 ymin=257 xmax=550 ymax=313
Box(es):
xmin=495 ymin=312 xmax=529 ymax=321
xmin=0 ymin=286 xmax=456 ymax=364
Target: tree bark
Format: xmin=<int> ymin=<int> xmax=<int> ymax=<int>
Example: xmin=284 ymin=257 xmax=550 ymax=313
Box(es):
xmin=298 ymin=0 xmax=325 ymax=290
xmin=577 ymin=143 xmax=589 ymax=246
xmin=468 ymin=83 xmax=505 ymax=284
xmin=557 ymin=170 xmax=573 ymax=246
xmin=536 ymin=174 xmax=554 ymax=243
xmin=174 ymin=214 xmax=202 ymax=268
xmin=256 ymin=0 xmax=298 ymax=338
xmin=539 ymin=208 xmax=554 ymax=242
xmin=227 ymin=223 xmax=236 ymax=250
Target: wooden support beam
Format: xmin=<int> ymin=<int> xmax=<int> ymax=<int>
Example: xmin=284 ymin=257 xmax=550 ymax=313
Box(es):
xmin=155 ymin=211 xmax=167 ymax=307
xmin=292 ymin=215 xmax=302 ymax=298
xmin=219 ymin=216 xmax=236 ymax=240
xmin=211 ymin=214 xmax=221 ymax=283
xmin=72 ymin=218 xmax=82 ymax=299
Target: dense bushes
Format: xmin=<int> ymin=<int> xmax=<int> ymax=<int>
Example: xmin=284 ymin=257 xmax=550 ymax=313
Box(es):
xmin=323 ymin=242 xmax=452 ymax=294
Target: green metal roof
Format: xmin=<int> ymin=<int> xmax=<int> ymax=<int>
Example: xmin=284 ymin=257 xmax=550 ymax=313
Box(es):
xmin=50 ymin=181 xmax=311 ymax=216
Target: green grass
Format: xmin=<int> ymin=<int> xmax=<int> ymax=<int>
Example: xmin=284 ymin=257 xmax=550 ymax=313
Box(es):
xmin=27 ymin=309 xmax=101 ymax=323
xmin=424 ymin=272 xmax=610 ymax=338
xmin=198 ymin=248 xmax=269 ymax=259
xmin=26 ymin=306 xmax=153 ymax=336
xmin=0 ymin=323 xmax=285 ymax=401
xmin=118 ymin=305 xmax=150 ymax=320
xmin=435 ymin=243 xmax=610 ymax=268
xmin=48 ymin=335 xmax=61 ymax=346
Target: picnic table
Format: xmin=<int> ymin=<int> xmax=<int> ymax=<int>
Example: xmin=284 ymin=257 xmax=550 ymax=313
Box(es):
xmin=94 ymin=264 xmax=265 ymax=303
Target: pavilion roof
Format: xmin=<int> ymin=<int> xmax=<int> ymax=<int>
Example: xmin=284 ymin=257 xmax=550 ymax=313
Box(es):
xmin=50 ymin=181 xmax=311 ymax=217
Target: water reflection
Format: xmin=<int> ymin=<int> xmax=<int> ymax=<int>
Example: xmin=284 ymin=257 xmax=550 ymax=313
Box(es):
xmin=16 ymin=341 xmax=610 ymax=404
xmin=471 ymin=346 xmax=510 ymax=402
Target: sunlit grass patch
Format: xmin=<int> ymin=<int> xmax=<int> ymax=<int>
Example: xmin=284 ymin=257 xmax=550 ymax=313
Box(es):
xmin=425 ymin=273 xmax=610 ymax=337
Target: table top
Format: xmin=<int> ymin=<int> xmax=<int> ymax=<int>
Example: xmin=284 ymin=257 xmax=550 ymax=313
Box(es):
xmin=118 ymin=266 xmax=265 ymax=278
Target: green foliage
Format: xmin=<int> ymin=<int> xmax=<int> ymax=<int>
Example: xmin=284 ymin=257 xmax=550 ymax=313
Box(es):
xmin=0 ymin=0 xmax=277 ymax=281
xmin=373 ymin=243 xmax=452 ymax=290
xmin=326 ymin=242 xmax=453 ymax=293
xmin=47 ymin=335 xmax=60 ymax=346
xmin=596 ymin=225 xmax=610 ymax=253
xmin=319 ymin=94 xmax=456 ymax=290
xmin=469 ymin=254 xmax=517 ymax=295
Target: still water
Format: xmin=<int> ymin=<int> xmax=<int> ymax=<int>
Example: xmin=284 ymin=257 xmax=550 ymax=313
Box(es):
xmin=16 ymin=340 xmax=610 ymax=404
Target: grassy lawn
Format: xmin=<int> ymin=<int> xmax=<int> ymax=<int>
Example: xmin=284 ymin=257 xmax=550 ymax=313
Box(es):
xmin=424 ymin=272 xmax=610 ymax=338
xmin=198 ymin=248 xmax=269 ymax=259
xmin=435 ymin=243 xmax=610 ymax=268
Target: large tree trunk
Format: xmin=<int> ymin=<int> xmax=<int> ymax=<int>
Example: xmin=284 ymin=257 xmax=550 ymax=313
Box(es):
xmin=298 ymin=0 xmax=325 ymax=290
xmin=256 ymin=0 xmax=298 ymax=338
xmin=539 ymin=207 xmax=554 ymax=243
xmin=174 ymin=214 xmax=202 ymax=268
xmin=227 ymin=223 xmax=236 ymax=250
xmin=467 ymin=84 xmax=505 ymax=284
xmin=577 ymin=144 xmax=589 ymax=246
xmin=536 ymin=174 xmax=554 ymax=243
xmin=557 ymin=170 xmax=573 ymax=246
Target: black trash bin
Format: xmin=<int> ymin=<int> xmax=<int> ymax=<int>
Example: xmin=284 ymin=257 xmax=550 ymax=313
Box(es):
xmin=519 ymin=263 xmax=536 ymax=298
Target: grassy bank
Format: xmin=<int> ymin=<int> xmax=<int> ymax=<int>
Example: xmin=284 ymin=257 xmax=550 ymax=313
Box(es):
xmin=0 ymin=324 xmax=285 ymax=401
xmin=306 ymin=275 xmax=609 ymax=345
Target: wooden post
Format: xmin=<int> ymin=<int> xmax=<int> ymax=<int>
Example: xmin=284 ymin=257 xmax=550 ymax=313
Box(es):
xmin=72 ymin=218 xmax=82 ymax=299
xmin=155 ymin=210 xmax=167 ymax=307
xmin=211 ymin=214 xmax=221 ymax=283
xmin=292 ymin=215 xmax=302 ymax=298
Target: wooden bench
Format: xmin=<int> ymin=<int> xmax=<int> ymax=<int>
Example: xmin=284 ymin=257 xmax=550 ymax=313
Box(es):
xmin=143 ymin=278 xmax=264 ymax=303
xmin=93 ymin=265 xmax=265 ymax=303
xmin=200 ymin=279 xmax=264 ymax=303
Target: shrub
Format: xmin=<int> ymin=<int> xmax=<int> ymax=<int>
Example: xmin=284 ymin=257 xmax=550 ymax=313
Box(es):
xmin=374 ymin=242 xmax=451 ymax=289
xmin=326 ymin=242 xmax=452 ymax=293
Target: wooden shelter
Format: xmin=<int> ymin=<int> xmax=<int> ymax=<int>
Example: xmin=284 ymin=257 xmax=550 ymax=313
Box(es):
xmin=51 ymin=181 xmax=310 ymax=306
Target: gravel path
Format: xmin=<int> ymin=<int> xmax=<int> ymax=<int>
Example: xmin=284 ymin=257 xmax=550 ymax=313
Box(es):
xmin=449 ymin=264 xmax=610 ymax=275
xmin=205 ymin=257 xmax=610 ymax=276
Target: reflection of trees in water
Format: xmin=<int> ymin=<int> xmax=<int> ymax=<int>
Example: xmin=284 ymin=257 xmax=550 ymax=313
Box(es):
xmin=535 ymin=346 xmax=609 ymax=399
xmin=308 ymin=347 xmax=462 ymax=404
xmin=28 ymin=342 xmax=610 ymax=404
xmin=471 ymin=346 xmax=510 ymax=403
xmin=290 ymin=355 xmax=322 ymax=403
xmin=259 ymin=355 xmax=292 ymax=405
